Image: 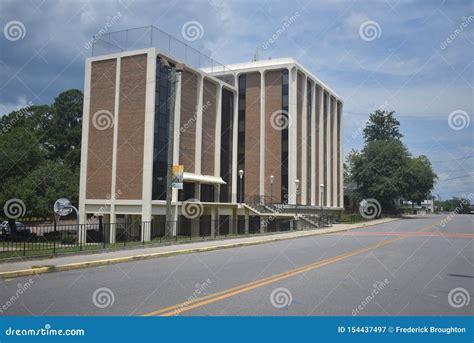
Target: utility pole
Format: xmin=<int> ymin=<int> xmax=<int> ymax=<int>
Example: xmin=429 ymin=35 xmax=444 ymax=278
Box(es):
xmin=164 ymin=58 xmax=184 ymax=241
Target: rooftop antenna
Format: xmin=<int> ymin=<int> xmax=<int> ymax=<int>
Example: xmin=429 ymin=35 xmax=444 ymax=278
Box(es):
xmin=253 ymin=48 xmax=259 ymax=61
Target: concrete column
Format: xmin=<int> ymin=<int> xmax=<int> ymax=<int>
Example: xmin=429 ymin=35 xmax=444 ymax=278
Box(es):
xmin=244 ymin=210 xmax=249 ymax=234
xmin=318 ymin=87 xmax=324 ymax=207
xmin=141 ymin=50 xmax=157 ymax=241
xmin=288 ymin=67 xmax=298 ymax=204
xmin=231 ymin=80 xmax=239 ymax=203
xmin=332 ymin=97 xmax=338 ymax=208
xmin=301 ymin=75 xmax=308 ymax=205
xmin=109 ymin=210 xmax=116 ymax=244
xmin=195 ymin=75 xmax=204 ymax=175
xmin=325 ymin=92 xmax=332 ymax=207
xmin=210 ymin=208 xmax=217 ymax=238
xmin=214 ymin=85 xmax=222 ymax=180
xmin=78 ymin=58 xmax=92 ymax=226
xmin=260 ymin=71 xmax=265 ymax=200
xmin=310 ymin=83 xmax=316 ymax=206
xmin=338 ymin=102 xmax=344 ymax=208
xmin=259 ymin=217 xmax=265 ymax=234
xmin=191 ymin=183 xmax=201 ymax=236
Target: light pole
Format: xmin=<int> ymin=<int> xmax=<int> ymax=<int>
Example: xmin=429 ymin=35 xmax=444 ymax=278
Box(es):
xmin=320 ymin=183 xmax=325 ymax=226
xmin=295 ymin=179 xmax=300 ymax=217
xmin=239 ymin=169 xmax=244 ymax=205
xmin=163 ymin=58 xmax=184 ymax=241
xmin=270 ymin=175 xmax=274 ymax=205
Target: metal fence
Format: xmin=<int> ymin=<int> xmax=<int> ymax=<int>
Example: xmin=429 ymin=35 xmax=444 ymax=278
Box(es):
xmin=0 ymin=216 xmax=325 ymax=259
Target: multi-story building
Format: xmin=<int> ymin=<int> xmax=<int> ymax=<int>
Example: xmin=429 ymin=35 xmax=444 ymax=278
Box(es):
xmin=78 ymin=26 xmax=343 ymax=243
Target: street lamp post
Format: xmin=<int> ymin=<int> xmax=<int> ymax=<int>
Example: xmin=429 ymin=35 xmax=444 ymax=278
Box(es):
xmin=320 ymin=183 xmax=325 ymax=227
xmin=239 ymin=169 xmax=244 ymax=205
xmin=270 ymin=175 xmax=274 ymax=205
xmin=295 ymin=179 xmax=300 ymax=217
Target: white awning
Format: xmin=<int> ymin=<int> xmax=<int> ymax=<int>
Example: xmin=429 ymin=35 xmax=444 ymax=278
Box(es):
xmin=182 ymin=172 xmax=226 ymax=185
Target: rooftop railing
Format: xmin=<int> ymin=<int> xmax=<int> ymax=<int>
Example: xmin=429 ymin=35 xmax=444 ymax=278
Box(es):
xmin=92 ymin=25 xmax=235 ymax=85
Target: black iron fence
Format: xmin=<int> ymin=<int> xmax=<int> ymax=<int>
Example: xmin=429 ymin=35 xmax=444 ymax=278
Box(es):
xmin=0 ymin=215 xmax=334 ymax=259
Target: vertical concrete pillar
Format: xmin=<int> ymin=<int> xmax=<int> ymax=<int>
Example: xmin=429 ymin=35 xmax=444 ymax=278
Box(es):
xmin=288 ymin=67 xmax=298 ymax=204
xmin=210 ymin=207 xmax=217 ymax=238
xmin=318 ymin=87 xmax=324 ymax=207
xmin=231 ymin=80 xmax=239 ymax=203
xmin=301 ymin=75 xmax=308 ymax=205
xmin=338 ymin=102 xmax=344 ymax=208
xmin=325 ymin=92 xmax=332 ymax=207
xmin=310 ymin=83 xmax=316 ymax=206
xmin=244 ymin=209 xmax=249 ymax=234
xmin=331 ymin=97 xmax=337 ymax=208
xmin=141 ymin=51 xmax=157 ymax=242
xmin=260 ymin=72 xmax=265 ymax=201
xmin=191 ymin=183 xmax=201 ymax=237
xmin=260 ymin=217 xmax=265 ymax=234
xmin=109 ymin=210 xmax=116 ymax=244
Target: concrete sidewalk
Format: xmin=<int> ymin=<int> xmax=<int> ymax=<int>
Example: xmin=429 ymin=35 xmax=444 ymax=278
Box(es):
xmin=0 ymin=218 xmax=400 ymax=279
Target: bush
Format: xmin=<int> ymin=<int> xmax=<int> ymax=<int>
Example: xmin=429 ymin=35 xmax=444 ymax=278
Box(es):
xmin=60 ymin=234 xmax=76 ymax=245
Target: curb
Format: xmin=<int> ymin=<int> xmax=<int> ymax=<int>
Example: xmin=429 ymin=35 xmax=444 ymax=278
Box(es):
xmin=0 ymin=218 xmax=399 ymax=280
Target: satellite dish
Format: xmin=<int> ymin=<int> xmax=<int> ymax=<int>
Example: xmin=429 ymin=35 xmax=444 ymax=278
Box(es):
xmin=54 ymin=198 xmax=73 ymax=217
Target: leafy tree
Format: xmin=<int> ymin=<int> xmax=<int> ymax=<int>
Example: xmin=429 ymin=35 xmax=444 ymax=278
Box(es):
xmin=402 ymin=155 xmax=437 ymax=207
xmin=351 ymin=139 xmax=410 ymax=210
xmin=363 ymin=110 xmax=403 ymax=143
xmin=0 ymin=89 xmax=83 ymax=221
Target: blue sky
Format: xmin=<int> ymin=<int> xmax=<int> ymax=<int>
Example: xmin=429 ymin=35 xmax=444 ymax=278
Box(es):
xmin=1 ymin=0 xmax=472 ymax=199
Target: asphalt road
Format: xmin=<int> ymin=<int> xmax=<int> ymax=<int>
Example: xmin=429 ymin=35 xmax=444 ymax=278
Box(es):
xmin=0 ymin=214 xmax=472 ymax=316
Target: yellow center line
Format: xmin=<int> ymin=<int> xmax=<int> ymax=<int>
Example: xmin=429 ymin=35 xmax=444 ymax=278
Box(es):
xmin=143 ymin=218 xmax=444 ymax=317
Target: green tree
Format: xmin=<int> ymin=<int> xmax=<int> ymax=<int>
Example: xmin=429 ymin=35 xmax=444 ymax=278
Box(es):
xmin=351 ymin=139 xmax=410 ymax=210
xmin=402 ymin=155 xmax=437 ymax=207
xmin=363 ymin=110 xmax=403 ymax=143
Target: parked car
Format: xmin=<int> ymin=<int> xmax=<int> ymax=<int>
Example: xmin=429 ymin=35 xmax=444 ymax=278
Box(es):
xmin=0 ymin=221 xmax=30 ymax=239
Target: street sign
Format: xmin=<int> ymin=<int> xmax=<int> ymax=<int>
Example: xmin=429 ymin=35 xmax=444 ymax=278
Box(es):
xmin=172 ymin=165 xmax=184 ymax=189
